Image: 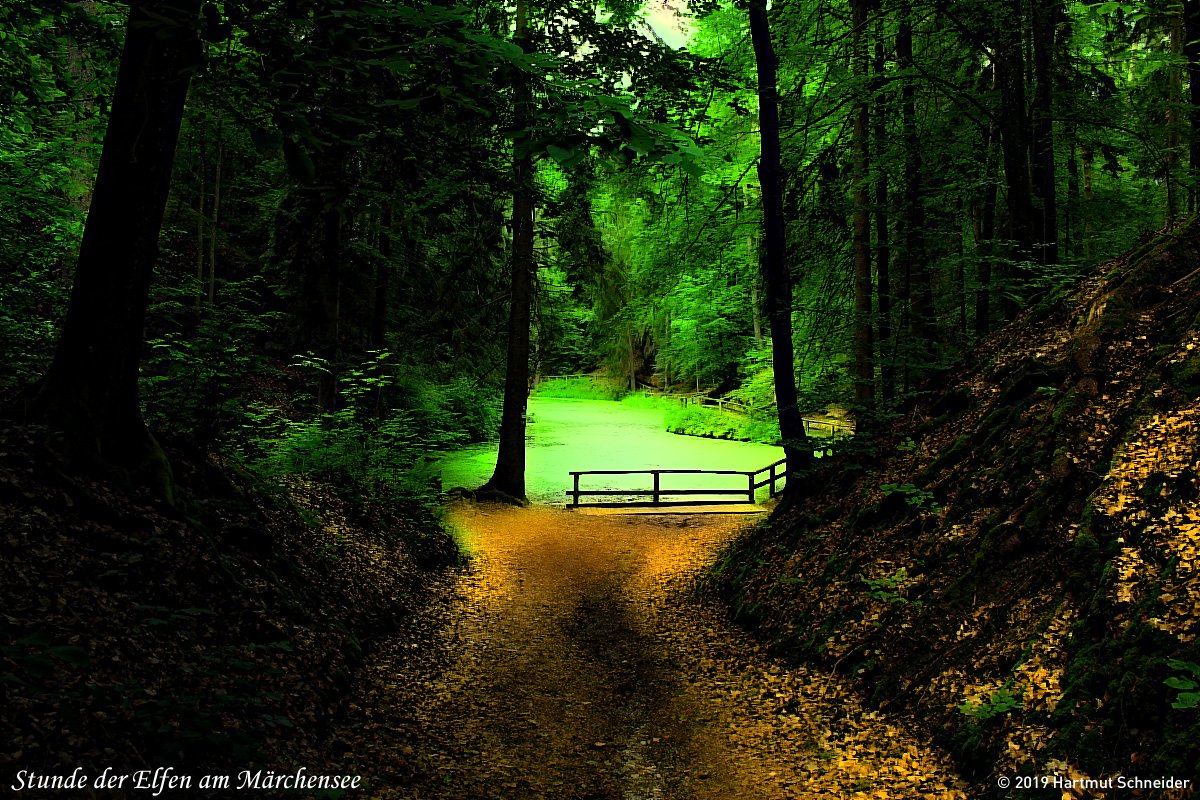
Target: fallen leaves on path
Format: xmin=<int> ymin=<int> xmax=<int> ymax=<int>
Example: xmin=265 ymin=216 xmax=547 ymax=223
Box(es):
xmin=316 ymin=504 xmax=965 ymax=799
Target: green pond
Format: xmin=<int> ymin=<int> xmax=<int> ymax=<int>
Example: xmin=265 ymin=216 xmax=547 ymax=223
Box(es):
xmin=438 ymin=397 xmax=785 ymax=506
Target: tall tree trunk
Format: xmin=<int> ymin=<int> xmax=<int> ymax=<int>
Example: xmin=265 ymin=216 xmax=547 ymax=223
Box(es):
xmin=852 ymin=0 xmax=873 ymax=406
xmin=898 ymin=14 xmax=932 ymax=370
xmin=976 ymin=109 xmax=999 ymax=339
xmin=627 ymin=325 xmax=636 ymax=392
xmin=751 ymin=281 xmax=763 ymax=344
xmin=207 ymin=110 xmax=223 ymax=305
xmin=1186 ymin=0 xmax=1200 ymax=214
xmin=748 ymin=0 xmax=811 ymax=479
xmin=316 ymin=206 xmax=342 ymax=412
xmin=993 ymin=0 xmax=1036 ymax=320
xmin=1031 ymin=0 xmax=1058 ymax=264
xmin=874 ymin=39 xmax=893 ymax=402
xmin=747 ymin=183 xmax=763 ymax=345
xmin=1167 ymin=5 xmax=1184 ymax=226
xmin=196 ymin=118 xmax=206 ymax=292
xmin=31 ymin=0 xmax=202 ymax=497
xmin=951 ymin=198 xmax=966 ymax=339
xmin=1066 ymin=121 xmax=1078 ymax=258
xmin=481 ymin=0 xmax=534 ymax=500
xmin=372 ymin=202 xmax=392 ymax=350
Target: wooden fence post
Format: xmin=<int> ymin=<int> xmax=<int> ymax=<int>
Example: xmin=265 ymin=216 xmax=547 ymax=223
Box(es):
xmin=653 ymin=471 xmax=660 ymax=504
xmin=572 ymin=473 xmax=580 ymax=506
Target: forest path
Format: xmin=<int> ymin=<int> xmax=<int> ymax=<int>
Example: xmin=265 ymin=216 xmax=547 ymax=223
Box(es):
xmin=321 ymin=505 xmax=967 ymax=800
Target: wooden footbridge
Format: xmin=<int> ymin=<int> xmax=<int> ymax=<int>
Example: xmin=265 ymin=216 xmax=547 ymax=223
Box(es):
xmin=566 ymin=458 xmax=788 ymax=508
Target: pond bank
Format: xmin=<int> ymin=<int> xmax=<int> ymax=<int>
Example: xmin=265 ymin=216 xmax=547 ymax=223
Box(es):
xmin=438 ymin=397 xmax=784 ymax=505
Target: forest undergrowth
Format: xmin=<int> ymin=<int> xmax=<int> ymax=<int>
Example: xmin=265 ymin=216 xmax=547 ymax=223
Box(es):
xmin=0 ymin=420 xmax=458 ymax=795
xmin=712 ymin=218 xmax=1200 ymax=797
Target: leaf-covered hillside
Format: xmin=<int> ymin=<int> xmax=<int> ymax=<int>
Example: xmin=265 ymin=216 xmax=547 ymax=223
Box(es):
xmin=712 ymin=217 xmax=1200 ymax=795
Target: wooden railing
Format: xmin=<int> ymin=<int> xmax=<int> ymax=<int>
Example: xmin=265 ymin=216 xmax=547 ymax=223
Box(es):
xmin=677 ymin=393 xmax=854 ymax=437
xmin=566 ymin=458 xmax=788 ymax=507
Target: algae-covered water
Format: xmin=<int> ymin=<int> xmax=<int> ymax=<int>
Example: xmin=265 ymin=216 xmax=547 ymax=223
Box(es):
xmin=438 ymin=397 xmax=784 ymax=505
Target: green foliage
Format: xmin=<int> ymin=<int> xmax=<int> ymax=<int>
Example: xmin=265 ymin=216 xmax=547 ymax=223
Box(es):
xmin=141 ymin=275 xmax=279 ymax=450
xmin=0 ymin=624 xmax=90 ymax=687
xmin=1164 ymin=660 xmax=1200 ymax=709
xmin=533 ymin=376 xmax=626 ymax=400
xmin=862 ymin=568 xmax=921 ymax=609
xmin=241 ymin=354 xmax=499 ymax=503
xmin=663 ymin=405 xmax=781 ymax=445
xmin=0 ymin=264 xmax=68 ymax=390
xmin=879 ymin=482 xmax=940 ymax=513
xmin=958 ymin=685 xmax=1024 ymax=720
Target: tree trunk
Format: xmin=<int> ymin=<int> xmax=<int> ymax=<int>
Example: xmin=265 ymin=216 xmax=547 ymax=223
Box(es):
xmin=898 ymin=15 xmax=933 ymax=368
xmin=748 ymin=0 xmax=811 ymax=479
xmin=197 ymin=118 xmax=206 ymax=292
xmin=1186 ymin=0 xmax=1200 ymax=214
xmin=874 ymin=39 xmax=893 ymax=402
xmin=1066 ymin=122 xmax=1078 ymax=258
xmin=852 ymin=0 xmax=873 ymax=406
xmin=976 ymin=112 xmax=999 ymax=339
xmin=372 ymin=202 xmax=392 ymax=350
xmin=1031 ymin=0 xmax=1058 ymax=264
xmin=751 ymin=281 xmax=763 ymax=344
xmin=1167 ymin=6 xmax=1184 ymax=226
xmin=747 ymin=183 xmax=763 ymax=345
xmin=481 ymin=0 xmax=534 ymax=500
xmin=627 ymin=325 xmax=636 ymax=392
xmin=31 ymin=0 xmax=202 ymax=497
xmin=1082 ymin=143 xmax=1095 ymax=260
xmin=207 ymin=110 xmax=223 ymax=305
xmin=315 ymin=206 xmax=342 ymax=412
xmin=994 ymin=0 xmax=1035 ymax=317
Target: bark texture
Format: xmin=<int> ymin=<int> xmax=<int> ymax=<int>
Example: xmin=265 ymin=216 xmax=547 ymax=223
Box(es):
xmin=32 ymin=0 xmax=202 ymax=496
xmin=481 ymin=0 xmax=534 ymax=501
xmin=748 ymin=0 xmax=812 ymax=480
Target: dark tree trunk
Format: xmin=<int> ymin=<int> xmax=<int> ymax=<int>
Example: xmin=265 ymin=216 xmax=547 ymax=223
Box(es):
xmin=207 ymin=110 xmax=224 ymax=305
xmin=993 ymin=0 xmax=1035 ymax=317
xmin=481 ymin=0 xmax=534 ymax=500
xmin=1082 ymin=142 xmax=1096 ymax=259
xmin=1031 ymin=0 xmax=1058 ymax=264
xmin=1186 ymin=0 xmax=1200 ymax=214
xmin=748 ymin=0 xmax=811 ymax=479
xmin=874 ymin=39 xmax=893 ymax=402
xmin=1167 ymin=5 xmax=1184 ymax=225
xmin=898 ymin=15 xmax=933 ymax=369
xmin=852 ymin=0 xmax=873 ymax=406
xmin=315 ymin=206 xmax=342 ymax=412
xmin=1066 ymin=122 xmax=1078 ymax=258
xmin=976 ymin=113 xmax=1000 ymax=339
xmin=31 ymin=0 xmax=201 ymax=497
xmin=196 ymin=118 xmax=206 ymax=291
xmin=372 ymin=202 xmax=392 ymax=350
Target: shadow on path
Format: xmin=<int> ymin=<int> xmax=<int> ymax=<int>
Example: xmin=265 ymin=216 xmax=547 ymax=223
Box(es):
xmin=315 ymin=505 xmax=965 ymax=799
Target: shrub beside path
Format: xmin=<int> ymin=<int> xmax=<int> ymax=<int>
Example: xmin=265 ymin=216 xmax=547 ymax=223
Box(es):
xmin=316 ymin=505 xmax=968 ymax=799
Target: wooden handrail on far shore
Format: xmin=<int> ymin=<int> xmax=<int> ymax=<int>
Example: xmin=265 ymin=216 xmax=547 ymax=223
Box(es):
xmin=566 ymin=458 xmax=789 ymax=507
xmin=677 ymin=393 xmax=855 ymax=437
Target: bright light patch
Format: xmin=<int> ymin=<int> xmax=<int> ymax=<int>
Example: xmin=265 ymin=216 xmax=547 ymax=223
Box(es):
xmin=643 ymin=0 xmax=692 ymax=49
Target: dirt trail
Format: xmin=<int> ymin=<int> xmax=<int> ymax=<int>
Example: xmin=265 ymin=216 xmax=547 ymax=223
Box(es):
xmin=320 ymin=505 xmax=968 ymax=799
